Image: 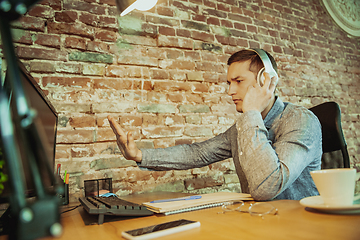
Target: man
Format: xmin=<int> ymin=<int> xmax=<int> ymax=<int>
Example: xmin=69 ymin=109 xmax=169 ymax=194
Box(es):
xmin=108 ymin=49 xmax=322 ymax=201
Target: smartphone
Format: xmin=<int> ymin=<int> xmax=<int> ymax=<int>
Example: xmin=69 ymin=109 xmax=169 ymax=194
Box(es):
xmin=121 ymin=219 xmax=200 ymax=240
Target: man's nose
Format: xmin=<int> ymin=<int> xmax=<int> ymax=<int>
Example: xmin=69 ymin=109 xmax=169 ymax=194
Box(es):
xmin=227 ymin=83 xmax=235 ymax=96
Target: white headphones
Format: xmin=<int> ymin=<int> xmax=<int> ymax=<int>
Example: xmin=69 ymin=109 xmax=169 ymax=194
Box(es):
xmin=249 ymin=48 xmax=278 ymax=87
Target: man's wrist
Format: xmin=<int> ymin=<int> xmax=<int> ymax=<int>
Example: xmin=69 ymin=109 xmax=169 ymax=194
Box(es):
xmin=134 ymin=150 xmax=142 ymax=163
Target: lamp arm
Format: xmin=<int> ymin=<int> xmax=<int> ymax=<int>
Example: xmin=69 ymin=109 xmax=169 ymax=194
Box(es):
xmin=0 ymin=9 xmax=62 ymax=240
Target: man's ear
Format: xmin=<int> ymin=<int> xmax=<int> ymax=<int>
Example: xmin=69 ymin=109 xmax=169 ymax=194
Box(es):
xmin=256 ymin=67 xmax=265 ymax=86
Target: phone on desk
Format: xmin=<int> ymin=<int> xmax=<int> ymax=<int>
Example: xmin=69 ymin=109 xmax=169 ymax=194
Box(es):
xmin=121 ymin=219 xmax=200 ymax=240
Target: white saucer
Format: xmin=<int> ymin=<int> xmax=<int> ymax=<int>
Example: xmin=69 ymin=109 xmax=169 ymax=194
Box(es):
xmin=300 ymin=196 xmax=360 ymax=214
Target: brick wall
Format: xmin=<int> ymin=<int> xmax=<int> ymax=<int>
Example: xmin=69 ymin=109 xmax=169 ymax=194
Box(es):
xmin=1 ymin=0 xmax=359 ymax=202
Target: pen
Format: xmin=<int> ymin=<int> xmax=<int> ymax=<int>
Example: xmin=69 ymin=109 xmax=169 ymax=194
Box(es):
xmin=65 ymin=173 xmax=69 ymax=184
xmin=56 ymin=164 xmax=61 ymax=175
xmin=150 ymin=195 xmax=202 ymax=203
xmin=64 ymin=170 xmax=67 ymax=183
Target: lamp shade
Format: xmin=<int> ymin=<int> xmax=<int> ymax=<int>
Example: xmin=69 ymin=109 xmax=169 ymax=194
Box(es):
xmin=116 ymin=0 xmax=158 ymax=16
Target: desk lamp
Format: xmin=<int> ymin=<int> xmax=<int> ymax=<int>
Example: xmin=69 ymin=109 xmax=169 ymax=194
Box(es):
xmin=0 ymin=0 xmax=157 ymax=239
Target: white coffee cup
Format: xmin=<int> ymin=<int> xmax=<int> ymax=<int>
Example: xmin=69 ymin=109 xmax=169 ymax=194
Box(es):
xmin=310 ymin=168 xmax=360 ymax=206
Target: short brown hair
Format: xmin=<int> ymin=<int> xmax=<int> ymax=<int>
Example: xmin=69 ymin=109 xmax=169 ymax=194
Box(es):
xmin=227 ymin=49 xmax=277 ymax=75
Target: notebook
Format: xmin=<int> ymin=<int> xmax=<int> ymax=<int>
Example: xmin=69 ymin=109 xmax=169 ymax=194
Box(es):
xmin=142 ymin=192 xmax=253 ymax=215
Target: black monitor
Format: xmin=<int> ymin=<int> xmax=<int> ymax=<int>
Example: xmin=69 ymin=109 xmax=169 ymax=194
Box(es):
xmin=0 ymin=60 xmax=58 ymax=204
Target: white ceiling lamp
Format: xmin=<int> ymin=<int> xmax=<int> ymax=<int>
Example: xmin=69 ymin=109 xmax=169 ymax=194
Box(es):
xmin=116 ymin=0 xmax=158 ymax=17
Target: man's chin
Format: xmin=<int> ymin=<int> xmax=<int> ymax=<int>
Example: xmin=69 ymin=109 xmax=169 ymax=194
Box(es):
xmin=236 ymin=108 xmax=243 ymax=113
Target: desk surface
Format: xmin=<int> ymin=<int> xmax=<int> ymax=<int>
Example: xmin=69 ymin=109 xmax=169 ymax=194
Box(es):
xmin=45 ymin=193 xmax=360 ymax=240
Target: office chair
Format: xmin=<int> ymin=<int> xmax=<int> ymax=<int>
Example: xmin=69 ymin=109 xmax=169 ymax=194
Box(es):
xmin=309 ymin=101 xmax=350 ymax=169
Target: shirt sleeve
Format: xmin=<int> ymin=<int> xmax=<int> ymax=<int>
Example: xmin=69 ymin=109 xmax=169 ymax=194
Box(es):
xmin=139 ymin=126 xmax=234 ymax=171
xmin=237 ymin=108 xmax=322 ymax=201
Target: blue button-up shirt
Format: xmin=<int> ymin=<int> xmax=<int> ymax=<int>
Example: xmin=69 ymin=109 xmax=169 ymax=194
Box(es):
xmin=140 ymin=97 xmax=322 ymax=200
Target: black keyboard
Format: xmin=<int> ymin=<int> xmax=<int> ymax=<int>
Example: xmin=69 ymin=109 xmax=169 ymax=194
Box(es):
xmin=79 ymin=196 xmax=154 ymax=224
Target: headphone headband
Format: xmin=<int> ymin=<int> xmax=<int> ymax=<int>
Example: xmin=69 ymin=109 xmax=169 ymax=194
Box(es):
xmin=249 ymin=48 xmax=278 ymax=85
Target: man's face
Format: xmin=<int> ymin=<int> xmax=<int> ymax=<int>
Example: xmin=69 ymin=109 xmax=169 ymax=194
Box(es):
xmin=227 ymin=60 xmax=258 ymax=113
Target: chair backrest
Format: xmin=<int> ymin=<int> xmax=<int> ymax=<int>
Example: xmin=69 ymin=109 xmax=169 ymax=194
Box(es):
xmin=309 ymin=101 xmax=350 ymax=168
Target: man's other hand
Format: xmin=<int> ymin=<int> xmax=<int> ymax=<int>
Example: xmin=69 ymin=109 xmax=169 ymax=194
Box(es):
xmin=242 ymin=72 xmax=277 ymax=114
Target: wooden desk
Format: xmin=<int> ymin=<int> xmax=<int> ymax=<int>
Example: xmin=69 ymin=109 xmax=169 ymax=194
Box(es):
xmin=38 ymin=193 xmax=360 ymax=240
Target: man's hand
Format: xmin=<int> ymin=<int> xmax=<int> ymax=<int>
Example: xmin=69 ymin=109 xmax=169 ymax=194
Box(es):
xmin=107 ymin=116 xmax=142 ymax=162
xmin=242 ymin=72 xmax=277 ymax=114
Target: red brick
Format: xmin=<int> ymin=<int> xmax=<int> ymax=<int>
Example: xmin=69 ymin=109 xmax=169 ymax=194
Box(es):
xmin=207 ymin=17 xmax=220 ymax=26
xmin=13 ymin=16 xmax=46 ymax=31
xmin=34 ymin=33 xmax=61 ymax=48
xmin=99 ymin=16 xmax=117 ymax=26
xmin=273 ymin=46 xmax=282 ymax=53
xmin=231 ymin=6 xmax=243 ymax=14
xmin=228 ymin=13 xmax=252 ymax=24
xmin=16 ymin=46 xmax=66 ymax=61
xmin=158 ymin=35 xmax=193 ymax=49
xmin=126 ymin=169 xmax=152 ymax=183
xmin=234 ymin=22 xmax=246 ymax=31
xmin=142 ymin=126 xmax=183 ymax=138
xmin=120 ymin=116 xmax=142 ymax=127
xmin=159 ymin=59 xmax=195 ymax=70
xmin=150 ymin=69 xmax=170 ymax=79
xmin=201 ymin=52 xmax=217 ymax=62
xmin=106 ymin=65 xmax=142 ymax=78
xmin=168 ymin=93 xmax=185 ymax=102
xmin=172 ymin=1 xmax=199 ymax=13
xmin=153 ymin=82 xmax=192 ymax=92
xmin=87 ymin=41 xmax=109 ymax=53
xmin=217 ymin=3 xmax=231 ymax=11
xmin=40 ymin=0 xmax=62 ymax=10
xmin=220 ymin=19 xmax=233 ymax=28
xmin=176 ymin=29 xmax=191 ymax=38
xmin=27 ymin=5 xmax=54 ymax=18
xmin=95 ymin=30 xmax=117 ymax=42
xmin=54 ymin=11 xmax=78 ymax=23
xmin=196 ymin=62 xmax=224 ymax=73
xmin=69 ymin=116 xmax=96 ymax=128
xmin=142 ymin=115 xmax=160 ymax=126
xmin=42 ymin=76 xmax=92 ymax=88
xmin=156 ymin=6 xmax=174 ymax=17
xmin=30 ymin=61 xmax=56 ymax=73
xmin=203 ymin=72 xmax=219 ymax=83
xmin=193 ymin=82 xmax=209 ymax=93
xmin=186 ymin=93 xmax=203 ymax=103
xmin=134 ymin=80 xmax=152 ymax=90
xmin=79 ymin=12 xmax=99 ymax=27
xmin=57 ymin=129 xmax=94 ymax=143
xmin=93 ymin=78 xmax=131 ymax=90
xmin=71 ymin=144 xmax=95 ymax=158
xmin=216 ymin=35 xmax=230 ymax=45
xmin=159 ymin=26 xmax=176 ymax=36
xmin=184 ymin=51 xmax=201 ymax=61
xmin=203 ymin=0 xmax=216 ymax=8
xmin=95 ymin=128 xmax=116 ymax=142
xmin=48 ymin=22 xmax=94 ymax=40
xmin=63 ymin=1 xmax=106 ymax=15
xmin=117 ymin=55 xmax=158 ymax=67
xmin=55 ymin=144 xmax=70 ymax=159
xmin=56 ymin=62 xmax=82 ymax=74
xmin=192 ymin=31 xmax=214 ymax=42
xmin=193 ymin=14 xmax=207 ymax=22
xmin=65 ymin=36 xmax=86 ymax=50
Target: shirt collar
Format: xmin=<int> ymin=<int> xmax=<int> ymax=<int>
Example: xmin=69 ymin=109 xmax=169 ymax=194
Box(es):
xmin=263 ymin=97 xmax=285 ymax=129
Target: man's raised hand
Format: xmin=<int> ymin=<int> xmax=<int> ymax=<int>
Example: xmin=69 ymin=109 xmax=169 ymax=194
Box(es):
xmin=107 ymin=115 xmax=142 ymax=162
